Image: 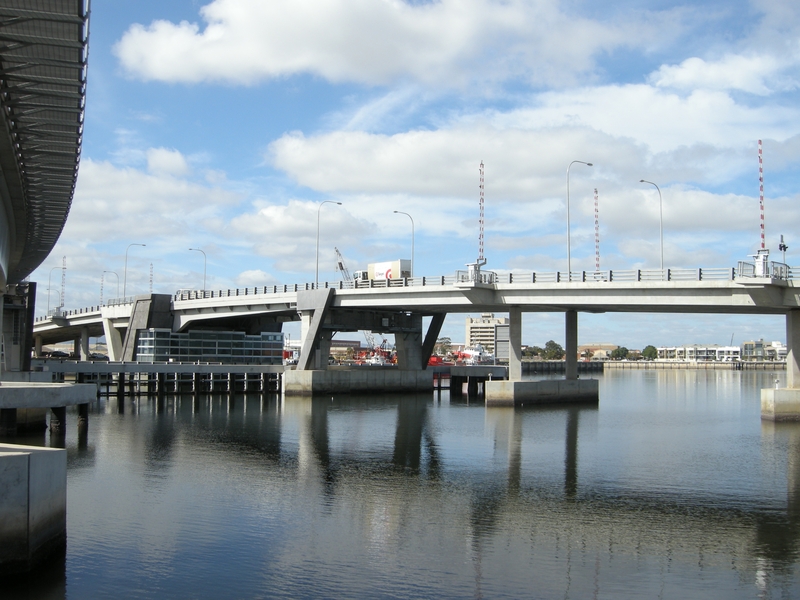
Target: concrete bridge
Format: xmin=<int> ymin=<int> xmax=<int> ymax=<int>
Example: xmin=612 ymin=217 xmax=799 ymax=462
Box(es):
xmin=31 ymin=265 xmax=800 ymax=410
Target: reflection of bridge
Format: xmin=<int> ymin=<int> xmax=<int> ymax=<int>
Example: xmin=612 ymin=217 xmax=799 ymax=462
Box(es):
xmin=96 ymin=390 xmax=800 ymax=596
xmin=32 ymin=266 xmax=800 ymax=401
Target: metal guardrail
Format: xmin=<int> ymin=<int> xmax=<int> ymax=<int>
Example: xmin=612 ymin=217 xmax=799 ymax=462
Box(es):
xmin=36 ymin=265 xmax=797 ymax=322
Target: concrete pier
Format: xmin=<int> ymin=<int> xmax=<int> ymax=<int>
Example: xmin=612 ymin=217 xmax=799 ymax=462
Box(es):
xmin=485 ymin=379 xmax=599 ymax=407
xmin=762 ymin=309 xmax=800 ymax=420
xmin=0 ymin=444 xmax=67 ymax=574
xmin=0 ymin=382 xmax=96 ymax=436
xmin=283 ymin=368 xmax=433 ymax=395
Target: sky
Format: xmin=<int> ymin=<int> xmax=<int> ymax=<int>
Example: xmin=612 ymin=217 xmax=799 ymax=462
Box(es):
xmin=29 ymin=0 xmax=800 ymax=349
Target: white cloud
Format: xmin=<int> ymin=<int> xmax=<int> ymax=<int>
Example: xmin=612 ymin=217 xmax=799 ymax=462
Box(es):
xmin=235 ymin=269 xmax=278 ymax=286
xmin=114 ymin=0 xmax=659 ymax=88
xmin=65 ymin=158 xmax=240 ymax=243
xmin=650 ymin=54 xmax=794 ymax=95
xmin=146 ymin=147 xmax=191 ymax=176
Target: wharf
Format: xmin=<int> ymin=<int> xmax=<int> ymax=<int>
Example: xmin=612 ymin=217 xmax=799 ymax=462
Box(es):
xmin=33 ymin=360 xmax=284 ymax=396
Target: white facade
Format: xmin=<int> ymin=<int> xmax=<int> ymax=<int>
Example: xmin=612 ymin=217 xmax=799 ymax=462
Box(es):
xmin=657 ymin=345 xmax=742 ymax=361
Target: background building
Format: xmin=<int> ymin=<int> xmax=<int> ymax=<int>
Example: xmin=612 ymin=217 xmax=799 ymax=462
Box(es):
xmin=465 ymin=313 xmax=509 ymax=354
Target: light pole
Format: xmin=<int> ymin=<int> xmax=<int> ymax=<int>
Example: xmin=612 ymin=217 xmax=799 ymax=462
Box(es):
xmin=103 ymin=271 xmax=119 ymax=301
xmin=189 ymin=248 xmax=207 ymax=293
xmin=47 ymin=265 xmax=62 ymax=312
xmin=566 ymin=160 xmax=593 ymax=278
xmin=393 ymin=210 xmax=414 ymax=277
xmin=316 ymin=201 xmax=342 ymax=286
xmin=123 ymin=243 xmax=146 ymax=298
xmin=639 ymin=180 xmax=664 ymax=271
xmin=46 ymin=289 xmax=61 ymax=313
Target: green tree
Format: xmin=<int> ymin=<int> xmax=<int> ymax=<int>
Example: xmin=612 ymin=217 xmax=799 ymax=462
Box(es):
xmin=642 ymin=345 xmax=658 ymax=360
xmin=610 ymin=347 xmax=629 ymax=360
xmin=543 ymin=340 xmax=565 ymax=360
xmin=434 ymin=336 xmax=452 ymax=356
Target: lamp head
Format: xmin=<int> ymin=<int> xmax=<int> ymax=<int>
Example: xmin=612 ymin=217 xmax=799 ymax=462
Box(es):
xmin=587 ymin=163 xmax=593 ymax=167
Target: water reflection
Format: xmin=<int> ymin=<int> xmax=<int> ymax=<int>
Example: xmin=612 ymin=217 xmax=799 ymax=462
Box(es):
xmin=6 ymin=371 xmax=800 ymax=599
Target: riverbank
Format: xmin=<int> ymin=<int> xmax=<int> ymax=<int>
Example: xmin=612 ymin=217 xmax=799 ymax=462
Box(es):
xmin=521 ymin=360 xmax=784 ymax=372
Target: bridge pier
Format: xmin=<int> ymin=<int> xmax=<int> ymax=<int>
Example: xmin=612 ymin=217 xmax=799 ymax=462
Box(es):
xmin=763 ymin=309 xmax=800 ymax=420
xmin=486 ymin=309 xmax=598 ymax=406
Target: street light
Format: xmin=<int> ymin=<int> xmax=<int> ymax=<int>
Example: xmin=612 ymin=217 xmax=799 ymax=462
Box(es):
xmin=316 ymin=201 xmax=342 ymax=286
xmin=189 ymin=248 xmax=207 ymax=293
xmin=123 ymin=243 xmax=146 ymax=297
xmin=393 ymin=210 xmax=414 ymax=277
xmin=47 ymin=265 xmax=62 ymax=312
xmin=639 ymin=180 xmax=664 ymax=271
xmin=46 ymin=289 xmax=61 ymax=315
xmin=103 ymin=271 xmax=120 ymax=301
xmin=566 ymin=160 xmax=593 ymax=278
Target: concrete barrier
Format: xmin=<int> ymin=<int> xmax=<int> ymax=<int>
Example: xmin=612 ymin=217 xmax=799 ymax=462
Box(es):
xmin=0 ymin=444 xmax=66 ymax=574
xmin=485 ymin=378 xmax=599 ymax=407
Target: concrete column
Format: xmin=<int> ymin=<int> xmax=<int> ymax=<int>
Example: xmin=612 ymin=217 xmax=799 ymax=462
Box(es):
xmin=0 ymin=408 xmax=17 ymax=436
xmin=80 ymin=326 xmax=90 ymax=361
xmin=565 ymin=310 xmax=578 ymax=381
xmin=788 ymin=310 xmax=800 ymax=389
xmin=103 ymin=318 xmax=123 ymax=361
xmin=393 ymin=314 xmax=424 ymax=370
xmin=509 ymin=307 xmax=522 ymax=381
xmin=49 ymin=406 xmax=66 ymax=432
xmin=34 ymin=335 xmax=42 ymax=358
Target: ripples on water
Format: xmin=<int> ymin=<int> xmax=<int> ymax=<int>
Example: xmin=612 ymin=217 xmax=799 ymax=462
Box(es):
xmin=4 ymin=369 xmax=800 ymax=599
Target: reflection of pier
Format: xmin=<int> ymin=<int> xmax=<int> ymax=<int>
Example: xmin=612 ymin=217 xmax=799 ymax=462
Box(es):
xmin=113 ymin=391 xmax=800 ymax=592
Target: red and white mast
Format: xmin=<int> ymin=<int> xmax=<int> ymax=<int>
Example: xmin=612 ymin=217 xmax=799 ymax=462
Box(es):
xmin=594 ymin=188 xmax=600 ymax=271
xmin=759 ymin=139 xmax=765 ymax=250
xmin=478 ymin=161 xmax=485 ymax=265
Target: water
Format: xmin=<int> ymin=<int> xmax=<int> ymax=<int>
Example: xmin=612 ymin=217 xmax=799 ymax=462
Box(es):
xmin=5 ymin=369 xmax=800 ymax=599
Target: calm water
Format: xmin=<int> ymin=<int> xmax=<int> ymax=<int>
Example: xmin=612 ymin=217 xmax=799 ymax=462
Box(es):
xmin=6 ymin=369 xmax=800 ymax=599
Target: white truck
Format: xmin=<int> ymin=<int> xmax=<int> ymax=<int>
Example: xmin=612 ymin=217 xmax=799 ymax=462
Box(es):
xmin=353 ymin=260 xmax=411 ymax=281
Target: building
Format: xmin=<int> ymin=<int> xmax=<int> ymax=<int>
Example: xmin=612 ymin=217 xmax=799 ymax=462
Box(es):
xmin=578 ymin=343 xmax=619 ymax=360
xmin=742 ymin=339 xmax=786 ymax=361
xmin=136 ymin=329 xmax=284 ymax=365
xmin=658 ymin=344 xmax=742 ymax=361
xmin=465 ymin=313 xmax=509 ymax=354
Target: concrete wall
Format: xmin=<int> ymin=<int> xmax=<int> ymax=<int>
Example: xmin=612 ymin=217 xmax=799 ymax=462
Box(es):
xmin=0 ymin=444 xmax=66 ymax=574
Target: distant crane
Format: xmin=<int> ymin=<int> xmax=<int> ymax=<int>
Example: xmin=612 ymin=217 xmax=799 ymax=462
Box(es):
xmin=333 ymin=248 xmax=384 ymax=356
xmin=334 ymin=247 xmax=352 ymax=283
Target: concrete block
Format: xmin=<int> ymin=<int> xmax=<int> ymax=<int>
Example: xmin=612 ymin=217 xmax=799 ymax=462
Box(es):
xmin=0 ymin=444 xmax=66 ymax=574
xmin=761 ymin=388 xmax=800 ymax=421
xmin=283 ymin=369 xmax=433 ymax=396
xmin=485 ymin=379 xmax=599 ymax=407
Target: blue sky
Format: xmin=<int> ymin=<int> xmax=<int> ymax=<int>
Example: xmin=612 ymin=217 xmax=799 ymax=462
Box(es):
xmin=31 ymin=0 xmax=800 ymax=348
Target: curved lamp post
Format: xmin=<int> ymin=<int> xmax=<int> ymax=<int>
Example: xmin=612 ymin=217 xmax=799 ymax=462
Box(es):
xmin=393 ymin=210 xmax=414 ymax=277
xmin=639 ymin=180 xmax=664 ymax=271
xmin=103 ymin=270 xmax=120 ymax=303
xmin=189 ymin=248 xmax=207 ymax=293
xmin=123 ymin=243 xmax=146 ymax=298
xmin=47 ymin=265 xmax=62 ymax=312
xmin=566 ymin=160 xmax=593 ymax=278
xmin=316 ymin=201 xmax=342 ymax=286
